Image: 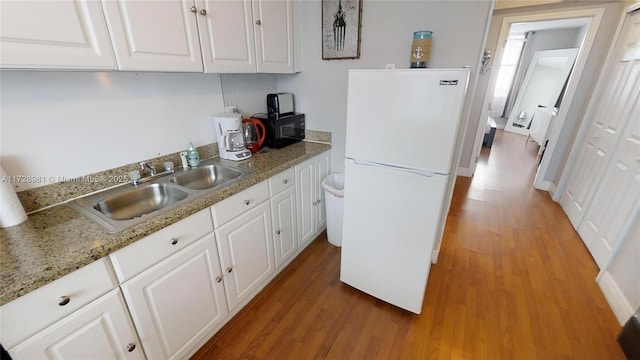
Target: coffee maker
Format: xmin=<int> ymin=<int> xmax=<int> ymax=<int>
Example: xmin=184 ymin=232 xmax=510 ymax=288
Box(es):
xmin=212 ymin=113 xmax=252 ymax=161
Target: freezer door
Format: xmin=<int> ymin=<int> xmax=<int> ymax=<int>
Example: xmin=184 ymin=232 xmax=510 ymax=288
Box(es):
xmin=340 ymin=158 xmax=447 ymax=314
xmin=345 ymin=69 xmax=468 ymax=173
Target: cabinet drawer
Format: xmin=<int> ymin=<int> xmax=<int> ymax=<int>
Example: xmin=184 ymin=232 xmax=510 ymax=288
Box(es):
xmin=211 ymin=181 xmax=269 ymax=227
xmin=110 ymin=209 xmax=214 ymax=283
xmin=0 ymin=259 xmax=116 ymax=349
xmin=269 ymin=168 xmax=295 ymax=195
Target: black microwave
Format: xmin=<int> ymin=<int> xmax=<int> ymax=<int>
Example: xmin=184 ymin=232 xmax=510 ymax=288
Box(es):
xmin=255 ymin=113 xmax=305 ymax=149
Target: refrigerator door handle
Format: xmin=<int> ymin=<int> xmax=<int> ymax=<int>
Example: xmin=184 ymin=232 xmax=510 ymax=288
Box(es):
xmin=351 ymin=159 xmax=439 ymax=178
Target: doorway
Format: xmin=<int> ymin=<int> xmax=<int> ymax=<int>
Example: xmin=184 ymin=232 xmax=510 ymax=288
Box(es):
xmin=470 ymin=8 xmax=606 ymax=190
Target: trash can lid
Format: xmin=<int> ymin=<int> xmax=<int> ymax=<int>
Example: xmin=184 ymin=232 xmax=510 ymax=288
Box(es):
xmin=322 ymin=173 xmax=344 ymax=197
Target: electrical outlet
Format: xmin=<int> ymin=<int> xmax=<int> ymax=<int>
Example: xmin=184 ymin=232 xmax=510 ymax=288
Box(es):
xmin=385 ymin=63 xmax=396 ymax=69
xmin=224 ymin=105 xmax=237 ymax=113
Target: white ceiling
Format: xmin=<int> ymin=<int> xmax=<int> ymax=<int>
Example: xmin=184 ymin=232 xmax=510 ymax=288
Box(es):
xmin=510 ymin=17 xmax=591 ymax=35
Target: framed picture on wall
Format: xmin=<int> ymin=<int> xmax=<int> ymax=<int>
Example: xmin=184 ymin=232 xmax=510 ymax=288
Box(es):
xmin=322 ymin=0 xmax=362 ymax=60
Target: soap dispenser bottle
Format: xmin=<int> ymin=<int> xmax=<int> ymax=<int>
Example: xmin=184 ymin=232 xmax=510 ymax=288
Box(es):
xmin=186 ymin=143 xmax=200 ymax=167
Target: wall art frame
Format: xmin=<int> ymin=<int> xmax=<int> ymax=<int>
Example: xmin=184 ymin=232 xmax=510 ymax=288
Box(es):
xmin=322 ymin=0 xmax=363 ymax=60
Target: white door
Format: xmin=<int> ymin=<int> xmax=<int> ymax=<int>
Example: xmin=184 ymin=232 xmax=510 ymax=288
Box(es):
xmin=215 ymin=201 xmax=274 ymax=310
xmin=345 ymin=69 xmax=468 ymax=173
xmin=578 ymin=85 xmax=640 ymax=268
xmin=198 ymin=0 xmax=257 ymax=73
xmin=271 ymin=186 xmax=298 ymax=269
xmin=9 ymin=289 xmax=143 ymax=360
xmin=561 ymin=12 xmax=640 ymax=226
xmin=253 ymin=0 xmax=294 ymax=73
xmin=340 ymin=159 xmax=447 ymax=314
xmin=296 ymin=157 xmax=316 ymax=247
xmin=121 ymin=235 xmax=228 ymax=360
xmin=101 ymin=0 xmax=203 ymax=71
xmin=0 ymin=0 xmax=116 ymax=69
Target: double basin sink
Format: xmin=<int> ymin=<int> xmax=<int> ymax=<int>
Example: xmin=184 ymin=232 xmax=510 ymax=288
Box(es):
xmin=70 ymin=159 xmax=253 ymax=233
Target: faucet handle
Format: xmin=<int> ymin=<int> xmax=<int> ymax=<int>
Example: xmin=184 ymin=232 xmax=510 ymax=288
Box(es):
xmin=128 ymin=170 xmax=141 ymax=185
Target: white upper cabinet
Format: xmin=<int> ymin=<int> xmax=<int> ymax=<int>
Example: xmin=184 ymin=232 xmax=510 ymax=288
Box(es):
xmin=0 ymin=0 xmax=117 ymax=69
xmin=201 ymin=0 xmax=295 ymax=73
xmin=199 ymin=0 xmax=257 ymax=73
xmin=101 ymin=0 xmax=204 ymax=72
xmin=252 ymin=0 xmax=294 ymax=73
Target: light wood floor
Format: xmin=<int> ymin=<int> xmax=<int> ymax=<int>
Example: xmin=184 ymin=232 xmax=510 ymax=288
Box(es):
xmin=193 ymin=130 xmax=624 ymax=359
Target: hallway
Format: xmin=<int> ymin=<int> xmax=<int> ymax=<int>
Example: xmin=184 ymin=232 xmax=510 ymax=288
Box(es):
xmin=194 ymin=131 xmax=624 ymax=359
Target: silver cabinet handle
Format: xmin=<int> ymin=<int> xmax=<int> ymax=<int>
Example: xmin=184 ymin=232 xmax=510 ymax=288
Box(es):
xmin=170 ymin=238 xmax=178 ymax=245
xmin=226 ymin=267 xmax=233 ymax=273
xmin=244 ymin=200 xmax=250 ymax=205
xmin=255 ymin=20 xmax=261 ymax=25
xmin=276 ymin=230 xmax=281 ymax=235
xmin=215 ymin=276 xmax=222 ymax=283
xmin=127 ymin=343 xmax=136 ymax=352
xmin=283 ymin=179 xmax=288 ymax=184
xmin=58 ymin=296 xmax=70 ymax=306
xmin=200 ymin=9 xmax=207 ymax=15
xmin=190 ymin=5 xmax=197 ymax=13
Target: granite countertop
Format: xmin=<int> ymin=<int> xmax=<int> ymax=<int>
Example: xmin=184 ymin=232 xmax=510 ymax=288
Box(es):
xmin=0 ymin=142 xmax=331 ymax=306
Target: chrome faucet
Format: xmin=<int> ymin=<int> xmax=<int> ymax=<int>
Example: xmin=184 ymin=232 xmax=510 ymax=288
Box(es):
xmin=139 ymin=161 xmax=157 ymax=176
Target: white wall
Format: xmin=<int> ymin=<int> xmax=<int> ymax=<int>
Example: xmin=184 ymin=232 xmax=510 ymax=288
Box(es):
xmin=220 ymin=74 xmax=277 ymax=117
xmin=276 ymin=0 xmax=493 ymax=173
xmin=0 ymin=71 xmax=277 ymax=191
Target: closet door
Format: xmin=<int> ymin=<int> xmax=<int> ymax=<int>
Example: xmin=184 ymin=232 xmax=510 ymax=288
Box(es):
xmin=560 ymin=11 xmax=640 ymax=227
xmin=578 ymin=87 xmax=640 ymax=268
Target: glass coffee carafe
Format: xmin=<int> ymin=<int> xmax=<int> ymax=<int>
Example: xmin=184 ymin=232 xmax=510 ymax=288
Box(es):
xmin=225 ymin=130 xmax=246 ymax=152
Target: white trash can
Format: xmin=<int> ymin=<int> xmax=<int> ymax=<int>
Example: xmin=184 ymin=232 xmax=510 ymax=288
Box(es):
xmin=321 ymin=173 xmax=344 ymax=247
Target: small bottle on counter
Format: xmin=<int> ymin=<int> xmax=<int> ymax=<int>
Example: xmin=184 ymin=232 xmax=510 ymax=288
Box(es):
xmin=186 ymin=143 xmax=200 ymax=168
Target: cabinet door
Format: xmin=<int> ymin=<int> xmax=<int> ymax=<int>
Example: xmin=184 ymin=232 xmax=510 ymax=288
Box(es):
xmin=9 ymin=289 xmax=143 ymax=360
xmin=252 ymin=0 xmax=294 ymax=73
xmin=197 ymin=0 xmax=257 ymax=73
xmin=102 ymin=0 xmax=203 ymax=72
xmin=315 ymin=151 xmax=331 ymax=231
xmin=0 ymin=0 xmax=116 ymax=69
xmin=296 ymin=157 xmax=316 ymax=247
xmin=215 ymin=201 xmax=274 ymax=310
xmin=121 ymin=234 xmax=228 ymax=360
xmin=271 ymin=186 xmax=298 ymax=269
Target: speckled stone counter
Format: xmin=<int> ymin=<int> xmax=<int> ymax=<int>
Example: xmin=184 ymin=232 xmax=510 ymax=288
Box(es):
xmin=0 ymin=142 xmax=331 ymax=306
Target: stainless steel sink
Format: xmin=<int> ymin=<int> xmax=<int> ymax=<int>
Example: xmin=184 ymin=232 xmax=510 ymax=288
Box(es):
xmin=169 ymin=164 xmax=245 ymax=190
xmin=69 ymin=159 xmax=253 ymax=233
xmin=94 ymin=183 xmax=188 ymax=220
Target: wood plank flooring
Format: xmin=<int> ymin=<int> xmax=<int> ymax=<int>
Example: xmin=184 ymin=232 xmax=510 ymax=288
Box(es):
xmin=193 ymin=130 xmax=624 ymax=359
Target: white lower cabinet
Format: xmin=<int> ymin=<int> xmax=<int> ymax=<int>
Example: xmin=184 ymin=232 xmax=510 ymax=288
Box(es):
xmin=3 ymin=152 xmax=330 ymax=359
xmin=296 ymin=151 xmax=331 ymax=248
xmin=120 ymin=234 xmax=227 ymax=360
xmin=215 ymin=201 xmax=275 ymax=311
xmin=9 ymin=289 xmax=143 ymax=360
xmin=271 ymin=186 xmax=298 ymax=269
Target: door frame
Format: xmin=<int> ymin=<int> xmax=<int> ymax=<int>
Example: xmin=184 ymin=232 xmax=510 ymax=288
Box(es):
xmin=468 ymin=8 xmax=605 ymax=186
xmin=554 ymin=2 xmax=640 ymax=201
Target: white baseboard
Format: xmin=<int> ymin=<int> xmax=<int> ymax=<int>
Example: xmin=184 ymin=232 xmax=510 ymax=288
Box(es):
xmin=597 ymin=270 xmax=635 ymax=325
xmin=431 ymin=249 xmax=439 ymax=264
xmin=534 ymin=180 xmax=552 ymax=191
xmin=457 ymin=167 xmax=472 ymax=177
xmin=548 ymin=182 xmax=558 ymax=199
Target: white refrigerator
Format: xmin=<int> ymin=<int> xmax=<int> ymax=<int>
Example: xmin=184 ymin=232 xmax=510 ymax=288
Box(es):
xmin=340 ymin=68 xmax=469 ymax=314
